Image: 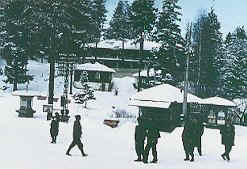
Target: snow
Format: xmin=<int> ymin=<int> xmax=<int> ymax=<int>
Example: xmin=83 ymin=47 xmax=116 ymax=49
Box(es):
xmin=132 ymin=68 xmax=162 ymax=77
xmin=202 ymin=96 xmax=236 ymax=107
xmin=75 ymin=62 xmax=116 ymax=73
xmin=129 ymin=99 xmax=171 ymax=108
xmin=88 ymin=40 xmax=161 ymax=50
xmin=130 ymin=84 xmax=203 ymax=108
xmin=0 ymin=60 xmax=246 ymax=169
xmin=12 ymin=90 xmax=42 ymax=97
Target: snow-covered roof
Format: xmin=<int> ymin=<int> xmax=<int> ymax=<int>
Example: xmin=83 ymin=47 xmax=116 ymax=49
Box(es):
xmin=129 ymin=99 xmax=171 ymax=109
xmin=201 ymin=96 xmax=236 ymax=107
xmin=88 ymin=40 xmax=161 ymax=50
xmin=12 ymin=90 xmax=42 ymax=97
xmin=133 ymin=69 xmax=162 ymax=77
xmin=129 ymin=84 xmax=202 ymax=108
xmin=75 ymin=62 xmax=116 ymax=73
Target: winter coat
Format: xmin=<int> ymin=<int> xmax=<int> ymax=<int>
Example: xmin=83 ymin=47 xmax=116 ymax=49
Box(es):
xmin=135 ymin=125 xmax=146 ymax=142
xmin=191 ymin=121 xmax=204 ymax=147
xmin=182 ymin=121 xmax=193 ymax=143
xmin=73 ymin=120 xmax=82 ymax=140
xmin=220 ymin=124 xmax=235 ymax=146
xmin=50 ymin=119 xmax=59 ymax=136
xmin=146 ymin=128 xmax=160 ymax=144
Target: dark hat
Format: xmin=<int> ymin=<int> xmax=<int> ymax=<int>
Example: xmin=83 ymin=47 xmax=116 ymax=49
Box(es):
xmin=75 ymin=115 xmax=81 ymax=119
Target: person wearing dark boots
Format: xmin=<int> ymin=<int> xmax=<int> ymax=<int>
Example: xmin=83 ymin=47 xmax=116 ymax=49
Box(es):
xmin=66 ymin=115 xmax=88 ymax=157
xmin=134 ymin=117 xmax=147 ymax=162
xmin=220 ymin=118 xmax=235 ymax=161
xmin=50 ymin=115 xmax=59 ymax=143
xmin=143 ymin=128 xmax=160 ymax=164
xmin=182 ymin=118 xmax=194 ymax=162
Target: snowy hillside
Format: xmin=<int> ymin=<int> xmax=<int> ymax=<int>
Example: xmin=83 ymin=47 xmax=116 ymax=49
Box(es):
xmin=0 ymin=60 xmax=246 ymax=169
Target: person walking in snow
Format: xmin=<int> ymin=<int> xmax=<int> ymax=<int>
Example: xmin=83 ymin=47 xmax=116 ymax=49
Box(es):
xmin=143 ymin=127 xmax=160 ymax=163
xmin=134 ymin=117 xmax=147 ymax=162
xmin=191 ymin=117 xmax=204 ymax=156
xmin=220 ymin=118 xmax=235 ymax=161
xmin=66 ymin=115 xmax=88 ymax=157
xmin=182 ymin=118 xmax=194 ymax=162
xmin=50 ymin=113 xmax=60 ymax=143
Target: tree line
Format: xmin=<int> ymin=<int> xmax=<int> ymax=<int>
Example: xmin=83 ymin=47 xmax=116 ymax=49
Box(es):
xmin=0 ymin=0 xmax=246 ymax=101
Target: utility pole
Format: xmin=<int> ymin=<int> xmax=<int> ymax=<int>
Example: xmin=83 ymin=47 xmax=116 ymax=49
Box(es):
xmin=69 ymin=64 xmax=73 ymax=95
xmin=183 ymin=23 xmax=192 ymax=120
xmin=138 ymin=32 xmax=144 ymax=92
xmin=183 ymin=48 xmax=190 ymax=119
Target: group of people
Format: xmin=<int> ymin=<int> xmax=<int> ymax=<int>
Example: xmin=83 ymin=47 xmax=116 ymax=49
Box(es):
xmin=182 ymin=115 xmax=204 ymax=162
xmin=134 ymin=117 xmax=161 ymax=163
xmin=135 ymin=115 xmax=236 ymax=164
xmin=182 ymin=115 xmax=235 ymax=162
xmin=50 ymin=114 xmax=87 ymax=157
xmin=50 ymin=111 xmax=235 ymax=162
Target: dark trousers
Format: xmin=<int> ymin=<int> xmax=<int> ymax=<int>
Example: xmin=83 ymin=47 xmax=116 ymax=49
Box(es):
xmin=223 ymin=144 xmax=232 ymax=157
xmin=135 ymin=141 xmax=144 ymax=159
xmin=191 ymin=136 xmax=202 ymax=155
xmin=183 ymin=140 xmax=194 ymax=159
xmin=51 ymin=135 xmax=57 ymax=143
xmin=143 ymin=140 xmax=158 ymax=162
xmin=66 ymin=139 xmax=85 ymax=155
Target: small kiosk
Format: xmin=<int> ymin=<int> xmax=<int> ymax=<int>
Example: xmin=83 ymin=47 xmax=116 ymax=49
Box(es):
xmin=129 ymin=84 xmax=202 ymax=133
xmin=73 ymin=62 xmax=116 ymax=91
xmin=12 ymin=90 xmax=40 ymax=118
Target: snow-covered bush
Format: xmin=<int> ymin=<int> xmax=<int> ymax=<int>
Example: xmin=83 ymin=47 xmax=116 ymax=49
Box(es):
xmin=109 ymin=106 xmax=136 ymax=119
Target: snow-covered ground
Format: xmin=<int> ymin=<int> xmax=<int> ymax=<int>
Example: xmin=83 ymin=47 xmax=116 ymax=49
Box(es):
xmin=0 ymin=60 xmax=246 ymax=169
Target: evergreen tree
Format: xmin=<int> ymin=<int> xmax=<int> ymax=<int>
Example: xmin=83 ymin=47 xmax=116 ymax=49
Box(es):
xmin=222 ymin=26 xmax=247 ymax=99
xmin=30 ymin=0 xmax=95 ymax=104
xmin=129 ymin=0 xmax=157 ymax=50
xmin=0 ymin=0 xmax=96 ymax=98
xmin=191 ymin=8 xmax=222 ymax=97
xmin=104 ymin=0 xmax=132 ymax=49
xmin=225 ymin=32 xmax=232 ymax=47
xmin=80 ymin=71 xmax=89 ymax=84
xmin=235 ymin=26 xmax=247 ymax=39
xmin=153 ymin=0 xmax=184 ymax=79
xmin=91 ymin=0 xmax=107 ymax=47
xmin=129 ymin=0 xmax=157 ymax=91
xmin=0 ymin=0 xmax=33 ymax=91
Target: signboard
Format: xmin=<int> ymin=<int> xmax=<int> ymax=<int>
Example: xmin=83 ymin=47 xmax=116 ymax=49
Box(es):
xmin=43 ymin=104 xmax=53 ymax=113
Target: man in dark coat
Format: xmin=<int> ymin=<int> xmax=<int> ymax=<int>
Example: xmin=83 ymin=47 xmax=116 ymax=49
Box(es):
xmin=143 ymin=128 xmax=160 ymax=163
xmin=220 ymin=118 xmax=235 ymax=161
xmin=66 ymin=115 xmax=87 ymax=157
xmin=191 ymin=117 xmax=204 ymax=156
xmin=134 ymin=117 xmax=147 ymax=162
xmin=50 ymin=113 xmax=59 ymax=143
xmin=182 ymin=119 xmax=194 ymax=162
